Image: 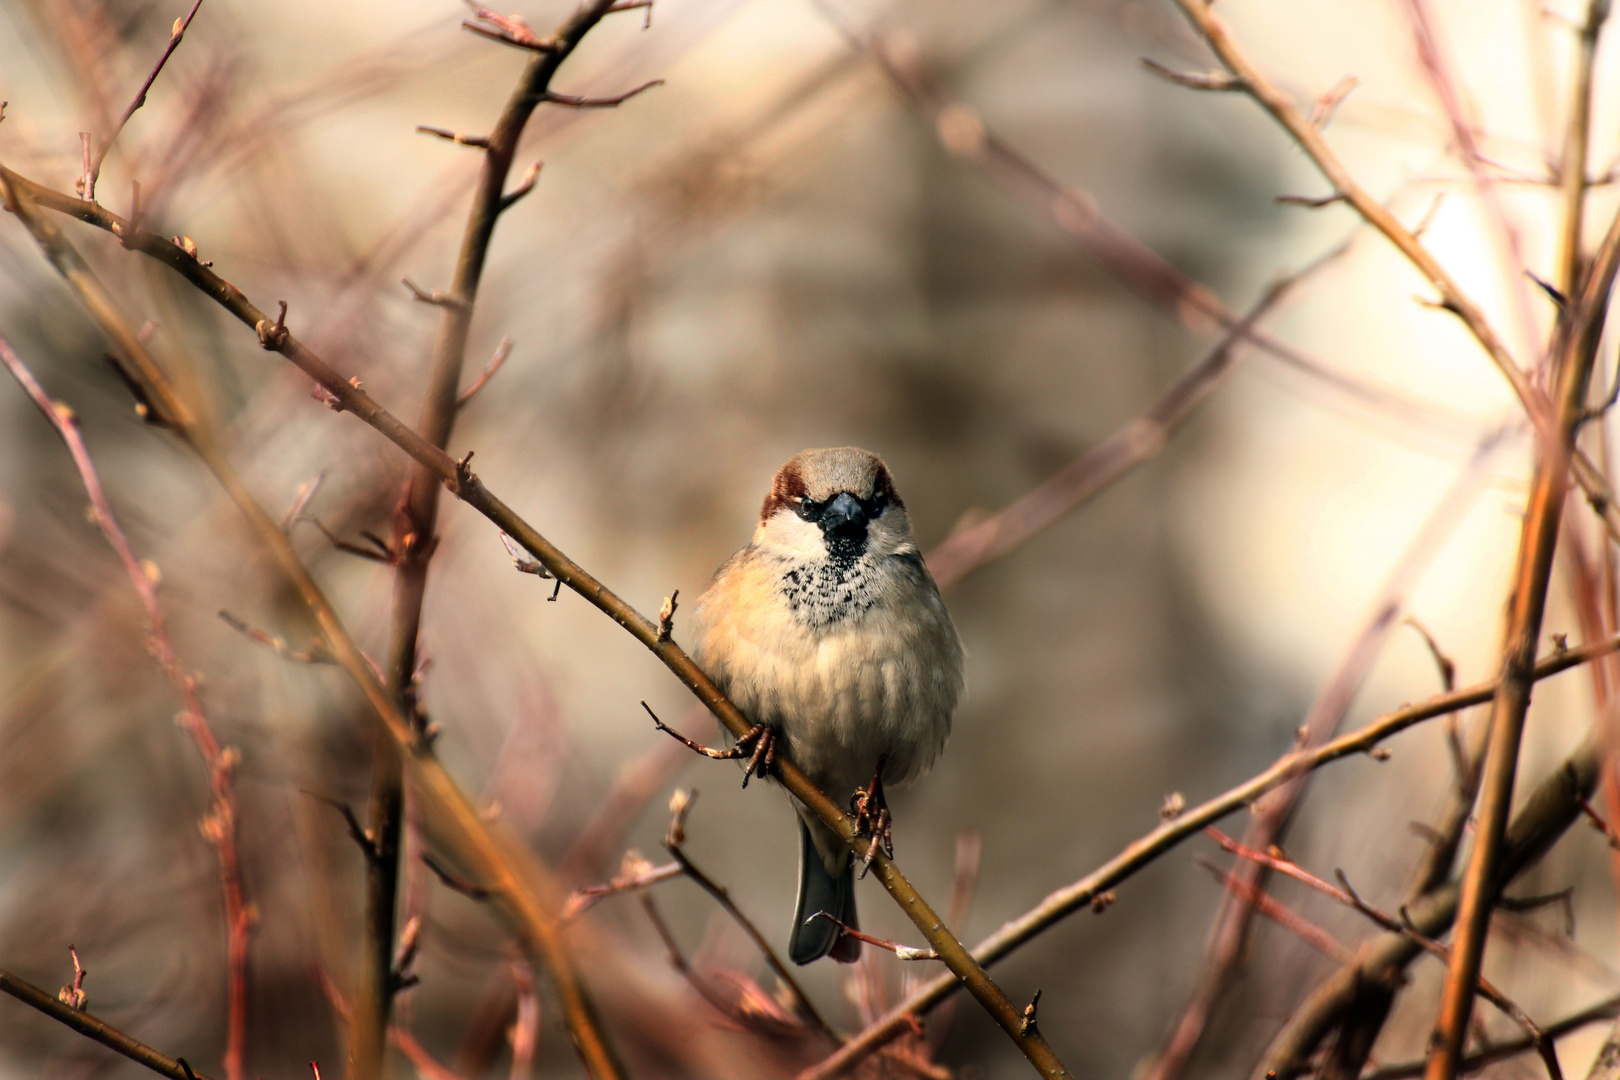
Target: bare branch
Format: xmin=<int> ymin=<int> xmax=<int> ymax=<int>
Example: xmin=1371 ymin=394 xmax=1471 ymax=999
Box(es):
xmin=0 ymin=968 xmax=215 ymax=1080
xmin=1140 ymin=58 xmax=1243 ymax=91
xmin=415 ymin=125 xmax=490 ymax=149
xmin=456 ymin=338 xmax=512 ymax=409
xmin=543 ymin=79 xmax=664 ymax=108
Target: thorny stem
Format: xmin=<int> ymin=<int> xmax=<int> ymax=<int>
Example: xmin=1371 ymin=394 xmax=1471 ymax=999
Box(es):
xmin=1423 ymin=160 xmax=1620 ymax=1080
xmin=0 ymin=169 xmax=1072 ymax=1080
xmin=358 ymin=2 xmax=637 ymax=1076
xmin=0 ymin=174 xmax=626 ymax=1080
xmin=0 ymin=968 xmax=215 ymax=1080
xmin=0 ymin=334 xmax=251 ymax=1080
xmin=796 ymin=647 xmax=1620 ymax=1080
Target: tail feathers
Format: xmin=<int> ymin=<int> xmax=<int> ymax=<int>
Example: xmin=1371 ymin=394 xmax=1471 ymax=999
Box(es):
xmin=789 ymin=818 xmax=860 ymax=965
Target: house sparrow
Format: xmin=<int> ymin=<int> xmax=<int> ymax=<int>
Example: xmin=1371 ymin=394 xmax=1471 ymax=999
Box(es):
xmin=687 ymin=447 xmax=964 ymax=964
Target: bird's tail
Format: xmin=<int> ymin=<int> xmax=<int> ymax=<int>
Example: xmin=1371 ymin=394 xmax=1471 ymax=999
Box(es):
xmin=789 ymin=816 xmax=860 ymax=965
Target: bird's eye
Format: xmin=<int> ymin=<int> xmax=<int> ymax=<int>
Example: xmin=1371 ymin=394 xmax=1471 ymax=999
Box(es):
xmin=865 ymin=491 xmax=889 ymax=517
xmin=796 ymin=495 xmax=818 ymax=521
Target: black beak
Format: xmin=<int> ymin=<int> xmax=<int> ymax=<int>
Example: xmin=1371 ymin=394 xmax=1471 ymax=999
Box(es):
xmin=818 ymin=492 xmax=868 ymax=539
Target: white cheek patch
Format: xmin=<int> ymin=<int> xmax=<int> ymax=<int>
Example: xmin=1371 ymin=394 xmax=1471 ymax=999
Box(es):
xmin=864 ymin=508 xmax=912 ymax=556
xmin=758 ymin=510 xmax=828 ymax=558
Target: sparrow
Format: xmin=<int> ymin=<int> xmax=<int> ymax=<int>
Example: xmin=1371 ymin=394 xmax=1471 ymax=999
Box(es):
xmin=686 ymin=447 xmax=964 ymax=964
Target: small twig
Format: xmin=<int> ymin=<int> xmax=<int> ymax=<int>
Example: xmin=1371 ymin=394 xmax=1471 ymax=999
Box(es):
xmin=1194 ymin=857 xmax=1351 ymax=962
xmin=217 ymin=610 xmax=334 ymax=664
xmin=1020 ymin=990 xmax=1042 ymax=1037
xmin=657 ymin=590 xmax=679 ymax=643
xmin=1308 ymin=75 xmax=1359 ymax=127
xmin=460 ymin=1 xmax=559 ymax=52
xmin=421 ymin=853 xmax=491 ymax=900
xmin=402 ymin=278 xmax=465 ymax=309
xmin=1139 ymin=58 xmax=1243 ymax=91
xmin=85 ymin=0 xmax=208 ymax=199
xmin=497 ymin=160 xmax=543 ymax=214
xmin=255 ymin=300 xmax=288 ymax=349
xmin=296 ymin=515 xmax=397 ymax=563
xmin=1577 ymin=794 xmax=1620 ymax=849
xmin=508 ymin=963 xmax=540 ymax=1080
xmin=806 ymin=913 xmax=940 ymax=961
xmin=415 ymin=125 xmax=490 ymax=149
xmin=542 ymin=79 xmax=664 ymax=109
xmin=58 ymin=946 xmax=88 ymax=1010
xmin=562 ymin=852 xmax=682 ymax=918
xmin=456 ymin=338 xmax=512 ymax=409
xmin=304 ymin=790 xmax=379 ymax=861
xmin=499 ymin=531 xmax=554 ymax=579
xmin=282 ymin=471 xmax=326 ymax=532
xmin=1275 ymin=192 xmax=1347 ymax=209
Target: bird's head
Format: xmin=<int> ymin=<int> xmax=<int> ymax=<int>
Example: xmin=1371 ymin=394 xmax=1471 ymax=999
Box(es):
xmin=755 ymin=447 xmax=914 ymax=562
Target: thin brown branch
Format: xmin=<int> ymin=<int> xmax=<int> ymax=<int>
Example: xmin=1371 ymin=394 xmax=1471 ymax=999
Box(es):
xmin=563 ymin=854 xmax=683 ymax=918
xmin=1139 ymin=58 xmax=1244 ymax=91
xmin=0 ymin=968 xmax=214 ymax=1080
xmin=664 ymin=802 xmax=836 ymax=1039
xmin=0 ymin=332 xmax=250 ymax=1080
xmin=217 ymin=610 xmax=335 ymax=664
xmin=456 ymin=337 xmax=513 ymax=409
xmin=416 ymin=125 xmax=491 ymax=149
xmin=1362 ymin=993 xmax=1620 ymax=1080
xmin=1428 ymin=206 xmax=1620 ymax=1080
xmin=796 ymin=649 xmax=1620 ymax=1080
xmin=543 ymin=78 xmax=664 ymax=108
xmin=83 ymin=0 xmax=206 ymax=200
xmin=925 ymin=244 xmax=1345 ymax=589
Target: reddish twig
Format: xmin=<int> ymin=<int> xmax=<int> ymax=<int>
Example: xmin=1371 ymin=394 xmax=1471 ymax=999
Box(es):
xmin=456 ymin=337 xmax=513 ymax=409
xmin=1193 ymin=858 xmax=1351 ymax=963
xmin=0 ymin=333 xmax=251 ymax=1080
xmin=81 ymin=0 xmax=207 ymax=201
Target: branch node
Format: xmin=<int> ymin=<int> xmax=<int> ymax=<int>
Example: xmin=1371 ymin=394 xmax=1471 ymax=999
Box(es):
xmin=498 ymin=161 xmax=543 ymax=214
xmin=657 ymin=589 xmax=679 ymax=643
xmin=1020 ymin=989 xmax=1042 ymax=1036
xmin=1141 ymin=58 xmax=1245 ymax=91
xmin=414 ymin=124 xmax=491 ymax=149
xmin=421 ymin=852 xmax=491 ymax=899
xmin=255 ymin=301 xmax=289 ymax=350
xmin=401 ymin=277 xmax=465 ymax=308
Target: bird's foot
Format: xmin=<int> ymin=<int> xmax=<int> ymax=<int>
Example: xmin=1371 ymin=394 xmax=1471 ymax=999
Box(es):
xmin=641 ymin=703 xmax=776 ymax=788
xmin=850 ymin=757 xmax=893 ymax=876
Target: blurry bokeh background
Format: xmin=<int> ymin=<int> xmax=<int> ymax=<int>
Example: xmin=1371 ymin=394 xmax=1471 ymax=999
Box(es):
xmin=2 ymin=0 xmax=1619 ymax=1077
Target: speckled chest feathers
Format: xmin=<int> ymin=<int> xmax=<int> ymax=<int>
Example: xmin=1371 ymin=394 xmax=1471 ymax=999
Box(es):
xmin=776 ymin=545 xmax=884 ymax=629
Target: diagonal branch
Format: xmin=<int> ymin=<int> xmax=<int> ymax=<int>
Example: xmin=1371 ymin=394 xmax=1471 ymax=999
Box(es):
xmin=0 ymin=968 xmax=214 ymax=1080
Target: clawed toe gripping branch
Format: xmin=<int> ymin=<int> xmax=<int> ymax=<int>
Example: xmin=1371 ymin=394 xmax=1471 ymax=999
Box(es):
xmin=643 ymin=702 xmax=777 ymax=787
